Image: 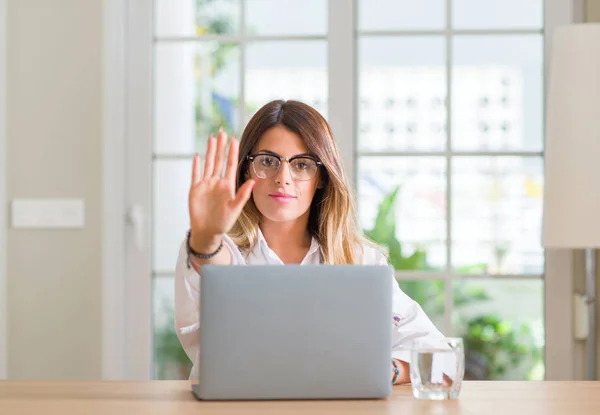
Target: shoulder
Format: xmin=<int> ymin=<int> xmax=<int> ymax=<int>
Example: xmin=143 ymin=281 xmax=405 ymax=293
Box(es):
xmin=356 ymin=240 xmax=389 ymax=265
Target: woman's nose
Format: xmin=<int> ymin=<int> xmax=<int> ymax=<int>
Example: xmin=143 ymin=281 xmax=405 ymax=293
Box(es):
xmin=274 ymin=161 xmax=293 ymax=185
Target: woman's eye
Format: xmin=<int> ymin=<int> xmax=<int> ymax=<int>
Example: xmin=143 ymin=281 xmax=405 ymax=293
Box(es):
xmin=293 ymin=159 xmax=314 ymax=171
xmin=261 ymin=157 xmax=276 ymax=167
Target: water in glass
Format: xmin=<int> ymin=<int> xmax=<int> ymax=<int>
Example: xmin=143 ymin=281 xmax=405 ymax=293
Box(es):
xmin=409 ymin=337 xmax=465 ymax=400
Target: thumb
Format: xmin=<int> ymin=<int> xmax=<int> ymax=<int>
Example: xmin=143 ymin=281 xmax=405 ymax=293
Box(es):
xmin=229 ymin=179 xmax=255 ymax=214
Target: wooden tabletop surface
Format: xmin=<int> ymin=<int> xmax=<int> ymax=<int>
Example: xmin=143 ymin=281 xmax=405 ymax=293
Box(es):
xmin=1 ymin=380 xmax=599 ymax=414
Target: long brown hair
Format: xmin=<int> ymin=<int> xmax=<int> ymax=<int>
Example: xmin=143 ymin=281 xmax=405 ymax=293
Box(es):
xmin=228 ymin=99 xmax=366 ymax=264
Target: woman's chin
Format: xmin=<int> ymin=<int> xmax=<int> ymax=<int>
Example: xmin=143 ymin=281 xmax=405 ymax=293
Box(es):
xmin=261 ymin=210 xmax=301 ymax=223
xmin=258 ymin=204 xmax=307 ymax=223
xmin=255 ymin=197 xmax=311 ymax=223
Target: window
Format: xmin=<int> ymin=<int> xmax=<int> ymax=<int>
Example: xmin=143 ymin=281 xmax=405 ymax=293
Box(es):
xmin=152 ymin=0 xmax=328 ymax=379
xmin=145 ymin=0 xmax=561 ymax=381
xmin=357 ymin=0 xmax=545 ymax=381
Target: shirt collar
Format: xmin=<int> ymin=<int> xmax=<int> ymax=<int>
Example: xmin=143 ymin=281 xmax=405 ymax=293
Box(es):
xmin=256 ymin=227 xmax=270 ymax=256
xmin=255 ymin=227 xmax=321 ymax=260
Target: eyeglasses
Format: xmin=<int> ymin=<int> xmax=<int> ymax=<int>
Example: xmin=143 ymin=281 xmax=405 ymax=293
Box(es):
xmin=246 ymin=153 xmax=323 ymax=181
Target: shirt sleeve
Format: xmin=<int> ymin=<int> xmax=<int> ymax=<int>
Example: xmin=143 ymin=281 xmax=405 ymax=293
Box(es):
xmin=390 ymin=278 xmax=449 ymax=363
xmin=174 ymin=233 xmax=242 ymax=379
xmin=370 ymin=247 xmax=449 ymax=364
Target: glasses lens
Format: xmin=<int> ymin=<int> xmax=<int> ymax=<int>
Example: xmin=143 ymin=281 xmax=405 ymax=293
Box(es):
xmin=290 ymin=158 xmax=318 ymax=181
xmin=253 ymin=155 xmax=280 ymax=179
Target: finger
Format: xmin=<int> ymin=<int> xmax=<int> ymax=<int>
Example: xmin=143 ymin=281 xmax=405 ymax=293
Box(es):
xmin=211 ymin=128 xmax=228 ymax=178
xmin=224 ymin=136 xmax=239 ymax=184
xmin=203 ymin=135 xmax=216 ymax=178
xmin=230 ymin=179 xmax=255 ymax=214
xmin=191 ymin=153 xmax=201 ymax=187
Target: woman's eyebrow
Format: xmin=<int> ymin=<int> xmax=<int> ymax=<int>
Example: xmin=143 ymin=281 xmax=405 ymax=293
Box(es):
xmin=255 ymin=149 xmax=313 ymax=158
xmin=254 ymin=149 xmax=280 ymax=156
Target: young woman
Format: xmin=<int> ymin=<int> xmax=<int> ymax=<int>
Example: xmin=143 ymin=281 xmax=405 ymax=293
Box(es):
xmin=175 ymin=99 xmax=447 ymax=383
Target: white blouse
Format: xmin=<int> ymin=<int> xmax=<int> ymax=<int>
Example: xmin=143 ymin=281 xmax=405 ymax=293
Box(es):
xmin=174 ymin=229 xmax=448 ymax=380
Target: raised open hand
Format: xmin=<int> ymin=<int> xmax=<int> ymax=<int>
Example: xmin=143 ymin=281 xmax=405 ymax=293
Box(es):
xmin=188 ymin=129 xmax=255 ymax=251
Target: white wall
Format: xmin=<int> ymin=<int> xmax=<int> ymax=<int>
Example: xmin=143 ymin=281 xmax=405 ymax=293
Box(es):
xmin=0 ymin=0 xmax=8 ymax=381
xmin=584 ymin=0 xmax=600 ymax=380
xmin=5 ymin=0 xmax=102 ymax=379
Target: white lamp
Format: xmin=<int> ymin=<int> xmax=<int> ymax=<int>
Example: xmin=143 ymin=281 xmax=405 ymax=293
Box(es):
xmin=543 ymin=23 xmax=600 ymax=380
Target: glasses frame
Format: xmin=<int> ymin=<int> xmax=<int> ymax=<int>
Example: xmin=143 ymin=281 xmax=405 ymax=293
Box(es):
xmin=246 ymin=153 xmax=323 ymax=181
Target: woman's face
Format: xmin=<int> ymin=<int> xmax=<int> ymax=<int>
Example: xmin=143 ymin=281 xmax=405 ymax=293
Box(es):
xmin=247 ymin=125 xmax=321 ymax=224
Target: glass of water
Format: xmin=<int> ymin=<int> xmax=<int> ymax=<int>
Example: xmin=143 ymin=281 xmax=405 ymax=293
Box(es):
xmin=409 ymin=337 xmax=465 ymax=400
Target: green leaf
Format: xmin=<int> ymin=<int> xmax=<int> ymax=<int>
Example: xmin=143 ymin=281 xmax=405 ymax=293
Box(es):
xmin=403 ymin=249 xmax=427 ymax=269
xmin=497 ymin=321 xmax=512 ymax=335
xmin=453 ymin=283 xmax=492 ymax=307
xmin=366 ymin=186 xmax=400 ymax=244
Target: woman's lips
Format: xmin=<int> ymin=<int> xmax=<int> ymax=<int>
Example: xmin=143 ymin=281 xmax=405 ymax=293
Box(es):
xmin=269 ymin=192 xmax=296 ymax=203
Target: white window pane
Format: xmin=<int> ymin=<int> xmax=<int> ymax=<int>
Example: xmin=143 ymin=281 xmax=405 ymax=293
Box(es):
xmin=453 ymin=0 xmax=542 ymax=30
xmin=155 ymin=0 xmax=240 ymax=37
xmin=245 ymin=41 xmax=328 ymax=120
xmin=358 ymin=157 xmax=447 ymax=270
xmin=153 ymin=160 xmax=191 ymax=272
xmin=246 ymin=0 xmax=327 ymax=35
xmin=359 ymin=37 xmax=446 ymax=152
xmin=154 ymin=42 xmax=241 ymax=155
xmin=452 ymin=157 xmax=544 ymax=274
xmin=453 ymin=279 xmax=544 ymax=380
xmin=451 ymin=35 xmax=543 ymax=151
xmin=359 ymin=0 xmax=446 ymax=31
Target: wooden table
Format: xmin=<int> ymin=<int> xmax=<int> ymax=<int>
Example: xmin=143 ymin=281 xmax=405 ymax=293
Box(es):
xmin=1 ymin=380 xmax=599 ymax=414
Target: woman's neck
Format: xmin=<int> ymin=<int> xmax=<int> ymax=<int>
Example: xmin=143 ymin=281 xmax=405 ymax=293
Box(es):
xmin=259 ymin=215 xmax=312 ymax=263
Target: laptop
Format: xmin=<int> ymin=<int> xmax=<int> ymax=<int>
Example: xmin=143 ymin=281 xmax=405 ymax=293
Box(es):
xmin=192 ymin=264 xmax=394 ymax=401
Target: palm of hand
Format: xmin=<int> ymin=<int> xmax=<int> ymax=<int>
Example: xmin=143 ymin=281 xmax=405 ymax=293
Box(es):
xmin=188 ymin=130 xmax=255 ymax=240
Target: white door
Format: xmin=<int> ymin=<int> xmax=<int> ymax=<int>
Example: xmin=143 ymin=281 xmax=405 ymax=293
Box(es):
xmin=113 ymin=0 xmax=581 ymax=380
